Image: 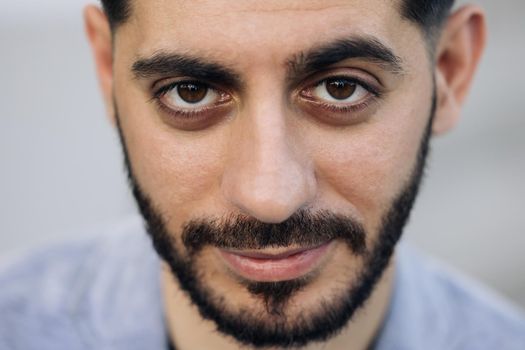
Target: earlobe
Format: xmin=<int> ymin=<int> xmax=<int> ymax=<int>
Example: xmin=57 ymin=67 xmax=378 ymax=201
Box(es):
xmin=432 ymin=5 xmax=487 ymax=135
xmin=84 ymin=5 xmax=115 ymax=124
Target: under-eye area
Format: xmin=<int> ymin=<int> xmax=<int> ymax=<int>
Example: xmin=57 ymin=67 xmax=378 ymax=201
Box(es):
xmin=150 ymin=79 xmax=235 ymax=130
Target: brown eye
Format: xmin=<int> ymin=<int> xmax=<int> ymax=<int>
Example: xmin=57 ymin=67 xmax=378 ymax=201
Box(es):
xmin=177 ymin=82 xmax=208 ymax=103
xmin=325 ymin=78 xmax=357 ymax=100
xmin=310 ymin=77 xmax=369 ymax=104
xmin=159 ymin=81 xmax=223 ymax=110
xmin=154 ymin=80 xmax=234 ymax=131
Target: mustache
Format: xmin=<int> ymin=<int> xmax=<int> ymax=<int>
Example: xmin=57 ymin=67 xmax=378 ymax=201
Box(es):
xmin=181 ymin=209 xmax=367 ymax=256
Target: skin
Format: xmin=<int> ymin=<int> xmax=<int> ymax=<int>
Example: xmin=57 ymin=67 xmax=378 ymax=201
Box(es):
xmin=84 ymin=1 xmax=486 ymax=349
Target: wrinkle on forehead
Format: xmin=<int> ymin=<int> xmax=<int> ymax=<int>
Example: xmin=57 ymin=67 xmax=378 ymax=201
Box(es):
xmin=128 ymin=0 xmax=398 ymax=43
xmin=204 ymin=3 xmax=356 ymax=15
xmin=175 ymin=0 xmax=353 ymax=12
xmin=121 ymin=0 xmax=422 ymax=78
xmin=132 ymin=0 xmax=395 ymax=20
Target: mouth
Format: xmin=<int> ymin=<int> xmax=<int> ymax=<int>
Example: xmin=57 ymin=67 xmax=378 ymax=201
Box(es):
xmin=217 ymin=241 xmax=334 ymax=282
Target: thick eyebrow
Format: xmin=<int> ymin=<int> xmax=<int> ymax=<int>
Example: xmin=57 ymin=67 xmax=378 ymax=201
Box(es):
xmin=131 ymin=52 xmax=243 ymax=90
xmin=287 ymin=36 xmax=405 ymax=82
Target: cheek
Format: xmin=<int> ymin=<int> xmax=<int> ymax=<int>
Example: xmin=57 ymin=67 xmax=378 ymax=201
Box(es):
xmin=117 ymin=92 xmax=226 ymax=223
xmin=313 ymin=89 xmax=431 ymax=233
xmin=135 ymin=136 xmax=221 ymax=206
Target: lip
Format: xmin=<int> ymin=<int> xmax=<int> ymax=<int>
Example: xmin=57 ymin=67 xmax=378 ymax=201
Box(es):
xmin=218 ymin=241 xmax=333 ymax=282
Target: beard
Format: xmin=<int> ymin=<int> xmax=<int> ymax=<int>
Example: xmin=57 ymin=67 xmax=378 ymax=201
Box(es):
xmin=115 ymin=92 xmax=434 ymax=348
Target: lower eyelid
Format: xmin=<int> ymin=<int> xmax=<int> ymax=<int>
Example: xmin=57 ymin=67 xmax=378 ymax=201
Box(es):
xmin=297 ymin=89 xmax=380 ymax=119
xmin=310 ymin=98 xmax=373 ymax=112
xmin=154 ymin=95 xmax=235 ymax=119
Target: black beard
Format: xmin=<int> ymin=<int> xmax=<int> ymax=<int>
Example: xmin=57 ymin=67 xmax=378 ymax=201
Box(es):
xmin=179 ymin=209 xmax=368 ymax=317
xmin=115 ymin=92 xmax=434 ymax=348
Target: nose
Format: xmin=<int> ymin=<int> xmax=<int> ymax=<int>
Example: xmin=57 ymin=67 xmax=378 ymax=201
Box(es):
xmin=221 ymin=97 xmax=317 ymax=223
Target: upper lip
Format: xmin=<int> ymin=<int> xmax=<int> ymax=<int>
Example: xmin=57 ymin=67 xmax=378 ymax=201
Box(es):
xmin=222 ymin=243 xmax=328 ymax=260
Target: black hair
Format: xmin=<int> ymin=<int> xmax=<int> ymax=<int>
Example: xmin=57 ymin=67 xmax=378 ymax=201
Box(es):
xmin=402 ymin=0 xmax=456 ymax=42
xmin=100 ymin=0 xmax=455 ymax=41
xmin=100 ymin=0 xmax=130 ymax=29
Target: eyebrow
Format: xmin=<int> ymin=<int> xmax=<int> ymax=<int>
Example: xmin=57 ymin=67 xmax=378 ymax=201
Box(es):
xmin=131 ymin=52 xmax=244 ymax=90
xmin=131 ymin=35 xmax=404 ymax=90
xmin=287 ymin=36 xmax=405 ymax=82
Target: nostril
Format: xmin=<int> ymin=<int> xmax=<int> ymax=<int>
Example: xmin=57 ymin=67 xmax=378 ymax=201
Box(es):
xmin=222 ymin=162 xmax=317 ymax=224
xmin=233 ymin=199 xmax=304 ymax=224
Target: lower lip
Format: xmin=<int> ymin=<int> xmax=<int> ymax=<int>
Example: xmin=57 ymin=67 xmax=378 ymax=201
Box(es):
xmin=218 ymin=242 xmax=332 ymax=282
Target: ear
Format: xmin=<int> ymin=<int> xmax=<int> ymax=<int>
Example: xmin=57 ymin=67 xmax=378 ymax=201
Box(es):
xmin=432 ymin=5 xmax=487 ymax=135
xmin=84 ymin=5 xmax=115 ymax=125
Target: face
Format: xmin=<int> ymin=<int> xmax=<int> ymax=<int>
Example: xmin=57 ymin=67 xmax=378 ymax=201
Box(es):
xmin=111 ymin=0 xmax=435 ymax=347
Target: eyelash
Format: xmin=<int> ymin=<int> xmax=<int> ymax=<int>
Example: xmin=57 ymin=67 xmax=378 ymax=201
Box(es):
xmin=151 ymin=75 xmax=382 ymax=120
xmin=300 ymin=76 xmax=381 ymax=114
xmin=151 ymin=81 xmax=226 ymax=119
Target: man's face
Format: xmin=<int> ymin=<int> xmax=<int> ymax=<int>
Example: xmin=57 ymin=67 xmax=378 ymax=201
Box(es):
xmin=112 ymin=0 xmax=434 ymax=347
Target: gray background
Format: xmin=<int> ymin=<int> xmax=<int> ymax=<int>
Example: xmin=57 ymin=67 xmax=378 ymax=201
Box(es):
xmin=1 ymin=1 xmax=524 ymax=308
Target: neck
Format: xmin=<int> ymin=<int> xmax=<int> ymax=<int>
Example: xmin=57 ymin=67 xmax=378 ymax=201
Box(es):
xmin=162 ymin=255 xmax=396 ymax=350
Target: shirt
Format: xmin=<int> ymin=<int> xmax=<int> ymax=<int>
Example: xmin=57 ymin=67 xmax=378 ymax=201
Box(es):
xmin=1 ymin=216 xmax=524 ymax=350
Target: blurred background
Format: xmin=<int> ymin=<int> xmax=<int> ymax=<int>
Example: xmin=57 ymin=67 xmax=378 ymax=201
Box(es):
xmin=1 ymin=1 xmax=524 ymax=308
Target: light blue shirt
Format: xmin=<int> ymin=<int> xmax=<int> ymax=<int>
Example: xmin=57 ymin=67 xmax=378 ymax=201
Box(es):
xmin=1 ymin=216 xmax=524 ymax=349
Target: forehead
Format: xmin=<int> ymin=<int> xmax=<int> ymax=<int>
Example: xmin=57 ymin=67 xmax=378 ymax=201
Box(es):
xmin=120 ymin=0 xmax=422 ymax=71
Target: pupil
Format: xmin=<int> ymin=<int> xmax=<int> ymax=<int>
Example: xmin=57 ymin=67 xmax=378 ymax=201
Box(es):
xmin=326 ymin=79 xmax=356 ymax=100
xmin=177 ymin=83 xmax=208 ymax=103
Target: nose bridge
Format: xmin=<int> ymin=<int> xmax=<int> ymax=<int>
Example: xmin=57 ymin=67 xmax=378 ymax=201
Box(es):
xmin=222 ymin=94 xmax=316 ymax=223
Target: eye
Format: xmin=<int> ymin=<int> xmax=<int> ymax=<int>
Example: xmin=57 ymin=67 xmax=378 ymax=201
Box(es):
xmin=313 ymin=77 xmax=370 ymax=104
xmin=151 ymin=80 xmax=234 ymax=130
xmin=298 ymin=75 xmax=382 ymax=124
xmin=158 ymin=81 xmax=224 ymax=110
